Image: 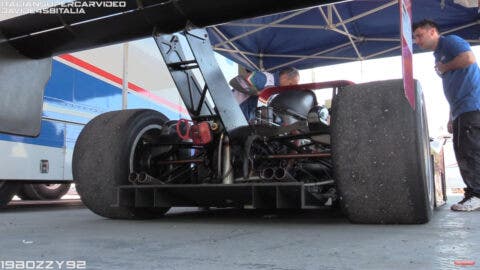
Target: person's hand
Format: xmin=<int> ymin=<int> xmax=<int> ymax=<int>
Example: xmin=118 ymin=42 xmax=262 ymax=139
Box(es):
xmin=435 ymin=61 xmax=448 ymax=75
xmin=447 ymin=120 xmax=453 ymax=134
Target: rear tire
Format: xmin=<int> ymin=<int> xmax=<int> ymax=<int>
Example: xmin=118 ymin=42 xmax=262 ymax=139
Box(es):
xmin=0 ymin=181 xmax=20 ymax=207
xmin=331 ymin=79 xmax=434 ymax=224
xmin=73 ymin=109 xmax=171 ymax=219
xmin=17 ymin=183 xmax=71 ymax=200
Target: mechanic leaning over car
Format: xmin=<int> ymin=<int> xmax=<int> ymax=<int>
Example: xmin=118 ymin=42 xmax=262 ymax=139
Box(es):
xmin=413 ymin=19 xmax=480 ymax=212
xmin=230 ymin=67 xmax=300 ymax=121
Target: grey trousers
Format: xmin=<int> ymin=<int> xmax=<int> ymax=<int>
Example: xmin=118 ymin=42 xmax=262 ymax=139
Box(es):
xmin=453 ymin=110 xmax=480 ymax=198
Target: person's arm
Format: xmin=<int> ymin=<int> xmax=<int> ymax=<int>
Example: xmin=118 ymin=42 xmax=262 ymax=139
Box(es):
xmin=447 ymin=112 xmax=453 ymax=134
xmin=436 ymin=51 xmax=476 ymax=74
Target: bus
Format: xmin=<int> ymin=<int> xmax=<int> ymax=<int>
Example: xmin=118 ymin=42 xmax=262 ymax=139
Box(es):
xmin=0 ymin=35 xmax=235 ymax=205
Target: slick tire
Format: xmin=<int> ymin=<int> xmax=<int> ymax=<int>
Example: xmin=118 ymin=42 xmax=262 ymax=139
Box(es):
xmin=331 ymin=79 xmax=434 ymax=224
xmin=73 ymin=109 xmax=171 ymax=219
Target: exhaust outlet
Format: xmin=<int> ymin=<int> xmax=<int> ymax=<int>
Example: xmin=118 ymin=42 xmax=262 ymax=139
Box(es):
xmin=274 ymin=168 xmax=287 ymax=180
xmin=128 ymin=172 xmax=139 ymax=184
xmin=274 ymin=168 xmax=294 ymax=181
xmin=137 ymin=172 xmax=165 ymax=184
xmin=260 ymin=167 xmax=275 ymax=180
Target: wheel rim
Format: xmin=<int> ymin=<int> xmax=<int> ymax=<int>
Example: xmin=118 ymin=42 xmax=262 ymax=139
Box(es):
xmin=128 ymin=123 xmax=192 ymax=184
xmin=129 ymin=124 xmax=164 ymax=174
xmin=42 ymin=184 xmax=62 ymax=190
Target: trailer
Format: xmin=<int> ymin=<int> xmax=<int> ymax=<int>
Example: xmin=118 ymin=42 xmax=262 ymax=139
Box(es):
xmin=0 ymin=0 xmax=477 ymax=223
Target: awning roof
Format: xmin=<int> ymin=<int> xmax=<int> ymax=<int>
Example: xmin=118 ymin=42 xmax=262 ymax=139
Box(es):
xmin=207 ymin=0 xmax=480 ymax=72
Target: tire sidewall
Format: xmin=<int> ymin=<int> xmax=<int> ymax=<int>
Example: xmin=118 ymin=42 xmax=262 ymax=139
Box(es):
xmin=415 ymin=89 xmax=435 ymax=218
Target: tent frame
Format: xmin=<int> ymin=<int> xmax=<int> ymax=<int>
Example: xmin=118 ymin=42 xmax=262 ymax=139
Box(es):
xmin=210 ymin=0 xmax=480 ymax=71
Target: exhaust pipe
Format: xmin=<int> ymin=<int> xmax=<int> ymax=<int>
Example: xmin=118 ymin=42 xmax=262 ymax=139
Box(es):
xmin=260 ymin=168 xmax=275 ymax=180
xmin=274 ymin=168 xmax=294 ymax=181
xmin=128 ymin=172 xmax=139 ymax=184
xmin=128 ymin=172 xmax=165 ymax=185
xmin=137 ymin=172 xmax=165 ymax=184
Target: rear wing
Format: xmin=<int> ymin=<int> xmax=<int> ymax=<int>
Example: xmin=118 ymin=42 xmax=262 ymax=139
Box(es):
xmin=0 ymin=0 xmax=340 ymax=59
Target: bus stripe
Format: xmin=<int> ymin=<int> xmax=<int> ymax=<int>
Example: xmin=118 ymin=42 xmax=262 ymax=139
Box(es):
xmin=58 ymin=54 xmax=189 ymax=115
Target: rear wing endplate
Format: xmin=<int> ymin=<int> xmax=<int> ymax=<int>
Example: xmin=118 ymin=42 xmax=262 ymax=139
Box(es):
xmin=0 ymin=34 xmax=51 ymax=136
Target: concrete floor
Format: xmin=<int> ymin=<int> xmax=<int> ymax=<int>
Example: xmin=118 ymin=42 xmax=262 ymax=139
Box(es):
xmin=0 ymin=197 xmax=478 ymax=270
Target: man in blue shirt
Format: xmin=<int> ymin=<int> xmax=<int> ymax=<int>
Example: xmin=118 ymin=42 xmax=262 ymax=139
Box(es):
xmin=413 ymin=19 xmax=480 ymax=211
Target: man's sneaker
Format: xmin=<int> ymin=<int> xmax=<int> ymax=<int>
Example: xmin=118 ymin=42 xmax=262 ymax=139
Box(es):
xmin=451 ymin=196 xmax=480 ymax=211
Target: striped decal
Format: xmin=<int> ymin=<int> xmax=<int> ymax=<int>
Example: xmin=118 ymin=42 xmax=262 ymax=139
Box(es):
xmin=1 ymin=52 xmax=190 ymax=149
xmin=58 ymin=54 xmax=189 ymax=115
